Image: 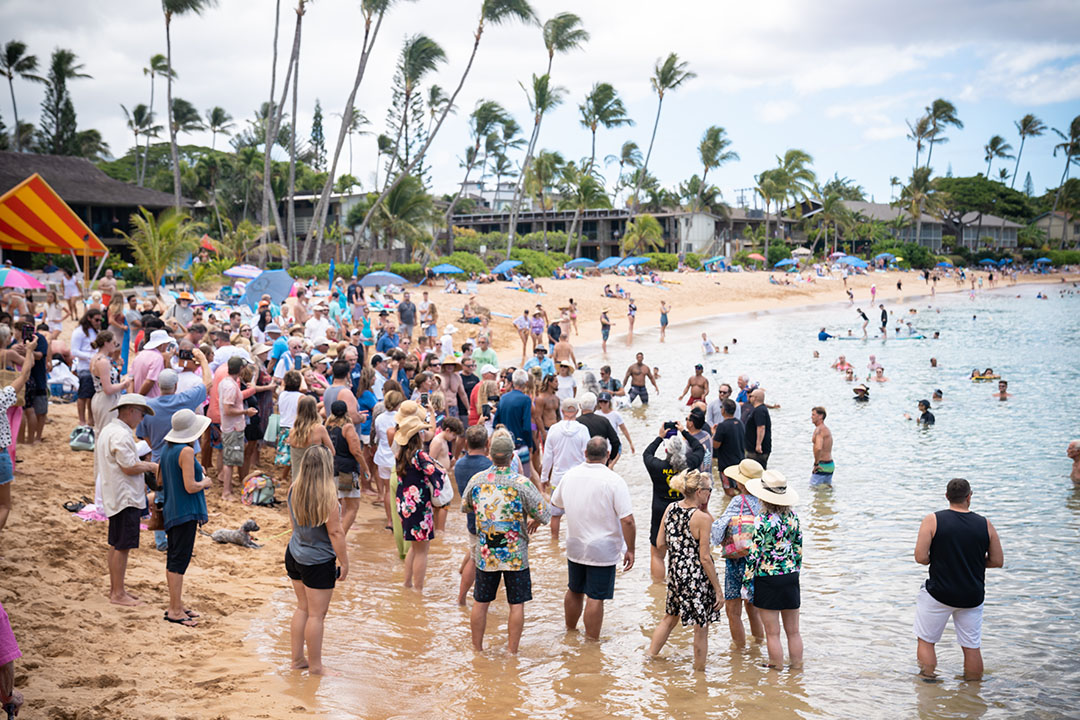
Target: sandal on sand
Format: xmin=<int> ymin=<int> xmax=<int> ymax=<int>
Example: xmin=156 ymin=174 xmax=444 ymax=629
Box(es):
xmin=164 ymin=612 xmax=198 ymax=627
xmin=63 ymin=501 xmax=86 ymax=513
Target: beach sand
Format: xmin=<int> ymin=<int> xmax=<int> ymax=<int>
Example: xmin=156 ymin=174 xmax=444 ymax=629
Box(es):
xmin=2 ymin=268 xmax=1067 ymax=719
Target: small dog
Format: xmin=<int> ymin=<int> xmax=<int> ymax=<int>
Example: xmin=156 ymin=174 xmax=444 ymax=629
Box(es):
xmin=200 ymin=519 xmax=261 ymax=549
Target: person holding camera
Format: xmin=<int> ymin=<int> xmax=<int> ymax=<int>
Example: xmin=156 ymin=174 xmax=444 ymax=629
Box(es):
xmin=644 ymin=421 xmax=704 ymax=583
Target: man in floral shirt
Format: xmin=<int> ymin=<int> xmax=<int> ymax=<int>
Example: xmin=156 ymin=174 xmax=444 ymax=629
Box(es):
xmin=461 ymin=432 xmax=550 ymax=653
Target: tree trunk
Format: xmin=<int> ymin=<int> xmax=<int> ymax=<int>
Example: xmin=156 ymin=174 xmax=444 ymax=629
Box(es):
xmin=565 ymin=208 xmax=580 ymax=255
xmin=444 ymin=144 xmax=480 ymax=254
xmin=141 ymin=73 xmax=154 ymax=186
xmin=305 ymin=8 xmax=389 ymax=254
xmin=632 ymin=95 xmax=664 ymax=215
xmin=1011 ymin=136 xmax=1025 ymax=189
xmin=384 ymin=101 xmax=410 ymax=192
xmin=926 ymin=135 xmax=935 ymax=170
xmin=287 ymin=1 xmax=305 ymax=268
xmin=588 ymin=127 xmax=597 ymax=175
xmin=7 ymin=78 xmax=20 ymax=152
xmin=349 ymin=20 xmax=487 ymax=261
xmin=165 ymin=15 xmax=182 ymax=210
xmin=262 ymin=0 xmax=282 ymax=250
xmin=263 ymin=6 xmax=299 ymax=252
xmin=1049 ymin=154 xmax=1072 ymax=250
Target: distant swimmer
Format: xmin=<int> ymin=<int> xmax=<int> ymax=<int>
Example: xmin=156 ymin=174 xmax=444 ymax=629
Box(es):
xmin=905 ymin=400 xmax=935 ymax=425
xmin=818 ymin=327 xmax=835 ymax=341
xmin=622 ymin=352 xmax=659 ymax=405
xmin=701 ymin=333 xmax=717 ymax=355
xmin=872 ymin=367 xmax=889 ymax=383
xmin=991 ymin=380 xmax=1012 ymax=400
xmin=847 ymin=288 xmax=854 ymax=304
xmin=879 ymin=304 xmax=888 ymax=339
xmin=853 ymin=384 xmax=870 ymax=402
xmin=932 ymin=389 xmax=943 ymax=405
xmin=930 ymin=357 xmax=938 ymax=367
xmin=857 ymin=308 xmax=869 ymax=338
xmin=831 ymin=355 xmax=852 ymax=372
xmin=810 ymin=406 xmax=834 ymax=486
xmin=1068 ymin=441 xmax=1080 ymax=484
xmin=844 ymin=368 xmax=855 ymax=382
xmin=867 ymin=354 xmax=882 ymax=372
xmin=678 ymin=364 xmax=709 ymax=406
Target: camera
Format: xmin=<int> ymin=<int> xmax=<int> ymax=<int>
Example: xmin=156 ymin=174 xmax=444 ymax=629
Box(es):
xmin=21 ymin=323 xmax=35 ymax=342
xmin=663 ymin=421 xmax=677 ymax=431
xmin=178 ymin=348 xmax=194 ymax=361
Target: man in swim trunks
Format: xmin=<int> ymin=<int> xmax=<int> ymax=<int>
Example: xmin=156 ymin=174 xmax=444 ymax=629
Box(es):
xmin=533 ymin=376 xmax=561 ymax=444
xmin=879 ymin=304 xmax=888 ymax=338
xmin=991 ymin=380 xmax=1012 ymax=400
xmin=810 ymin=406 xmax=834 ymax=486
xmin=622 ymin=352 xmax=658 ymax=405
xmin=678 ymin=364 xmax=709 ymax=406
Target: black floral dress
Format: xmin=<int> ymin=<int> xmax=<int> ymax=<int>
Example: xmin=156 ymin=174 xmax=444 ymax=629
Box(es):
xmin=665 ymin=504 xmax=722 ymax=627
xmin=395 ymin=450 xmax=446 ymax=542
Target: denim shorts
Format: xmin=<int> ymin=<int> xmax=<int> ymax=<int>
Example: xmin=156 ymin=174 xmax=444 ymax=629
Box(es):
xmin=0 ymin=451 xmax=12 ymax=485
xmin=724 ymin=556 xmax=753 ymax=601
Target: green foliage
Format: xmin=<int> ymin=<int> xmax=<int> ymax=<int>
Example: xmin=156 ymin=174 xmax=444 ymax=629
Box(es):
xmin=733 ymin=250 xmax=753 ymax=266
xmin=187 ymin=257 xmax=230 ymax=290
xmin=643 ymin=252 xmax=678 ymax=271
xmin=1046 ymin=250 xmax=1080 ymax=266
xmin=28 ymin=254 xmax=76 ymax=272
xmin=439 ymin=251 xmax=488 ymax=276
xmin=116 ymin=208 xmax=204 ymax=295
xmin=287 ymin=264 xmax=333 ymax=281
xmin=936 ymin=175 xmax=1038 ymax=224
xmin=866 ymin=241 xmax=935 ymax=269
xmin=1018 ymin=225 xmax=1046 ymax=249
xmin=767 ymin=244 xmax=791 ymax=266
xmin=509 ymin=248 xmax=570 ymax=279
xmin=684 ymin=252 xmax=703 ymax=269
xmin=104 ymin=254 xmax=148 ymax=285
xmin=390 ymin=262 xmax=424 ymax=281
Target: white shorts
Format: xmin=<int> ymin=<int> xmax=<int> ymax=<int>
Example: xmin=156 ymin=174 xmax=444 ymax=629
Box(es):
xmin=376 ymin=465 xmax=391 ymax=480
xmin=914 ymin=584 xmax=983 ymax=648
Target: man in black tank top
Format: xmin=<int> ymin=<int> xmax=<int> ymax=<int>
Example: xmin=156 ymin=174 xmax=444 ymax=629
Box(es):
xmin=913 ymin=478 xmax=1003 ymax=680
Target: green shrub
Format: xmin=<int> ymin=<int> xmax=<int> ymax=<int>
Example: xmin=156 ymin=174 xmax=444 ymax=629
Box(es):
xmin=1047 ymin=250 xmax=1080 ymax=266
xmin=390 ymin=262 xmax=424 ymax=281
xmin=509 ymin=248 xmax=570 ymax=279
xmin=643 ymin=252 xmax=678 ymax=271
xmin=684 ymin=252 xmax=703 ymax=270
xmin=867 ymin=241 xmax=936 ymax=269
xmin=437 ymin=252 xmax=487 ymax=276
xmin=734 ymin=250 xmax=753 ymax=266
xmin=287 ymin=263 xmax=332 ymax=280
xmin=767 ymin=244 xmax=791 ymax=266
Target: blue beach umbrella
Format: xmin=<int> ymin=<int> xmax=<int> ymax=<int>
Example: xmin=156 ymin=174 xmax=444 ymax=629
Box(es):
xmin=597 ymin=257 xmax=623 ymax=269
xmin=565 ymin=257 xmax=596 ymax=269
xmin=873 ymin=252 xmax=895 ymax=261
xmin=774 ymin=258 xmax=797 ymax=268
xmin=839 ymin=256 xmax=869 ymax=268
xmin=430 ymin=263 xmax=464 ymax=275
xmin=353 ymin=257 xmax=360 ymax=278
xmin=1034 ymin=257 xmax=1051 ymax=264
xmin=491 ymin=259 xmax=522 ymax=275
xmin=936 ymin=261 xmax=954 ymax=268
xmin=619 ymin=256 xmax=649 ymax=266
xmin=359 ymin=270 xmax=408 ymax=287
xmin=979 ymin=258 xmax=997 ymax=265
xmin=239 ymin=269 xmax=295 ymax=310
xmin=998 ymin=258 xmax=1013 ymax=266
xmin=703 ymin=255 xmax=725 ymax=266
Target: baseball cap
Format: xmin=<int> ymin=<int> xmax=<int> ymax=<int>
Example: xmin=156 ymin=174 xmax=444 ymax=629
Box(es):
xmin=695 ymin=363 xmax=703 ymax=370
xmin=597 ymin=391 xmax=612 ymax=403
xmin=490 ymin=433 xmax=515 ymax=457
xmin=480 ymin=364 xmax=497 ymax=376
xmin=266 ymin=323 xmax=282 ymax=335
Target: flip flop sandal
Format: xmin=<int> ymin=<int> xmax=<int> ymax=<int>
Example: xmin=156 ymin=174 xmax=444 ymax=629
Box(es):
xmin=184 ymin=610 xmax=200 ymax=619
xmin=163 ymin=612 xmax=198 ymax=627
xmin=63 ymin=501 xmax=86 ymax=513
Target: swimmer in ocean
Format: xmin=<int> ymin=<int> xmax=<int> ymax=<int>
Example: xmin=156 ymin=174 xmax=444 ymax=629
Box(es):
xmin=991 ymin=380 xmax=1012 ymax=400
xmin=831 ymin=355 xmax=852 ymax=372
xmin=818 ymin=327 xmax=835 ymax=341
xmin=852 ymin=384 xmax=870 ymax=402
xmin=857 ymin=308 xmax=869 ymax=338
xmin=872 ymin=367 xmax=889 ymax=383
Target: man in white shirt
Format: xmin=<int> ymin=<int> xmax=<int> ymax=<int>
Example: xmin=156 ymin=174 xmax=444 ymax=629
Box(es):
xmin=207 ymin=330 xmax=250 ymax=372
xmin=305 ymin=303 xmax=333 ymax=340
xmin=97 ymin=394 xmax=158 ymax=607
xmin=371 ymin=353 xmax=389 ymax=400
xmin=705 ymin=383 xmax=733 ymax=429
xmin=551 ymin=436 xmax=635 ymax=639
xmin=273 ymin=338 xmax=302 ymax=384
xmin=540 ymin=397 xmax=590 ymax=538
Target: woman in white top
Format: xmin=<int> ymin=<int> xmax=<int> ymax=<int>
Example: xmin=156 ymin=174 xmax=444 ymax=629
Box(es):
xmin=44 ymin=291 xmax=64 ymax=337
xmin=372 ymin=389 xmax=404 ymax=530
xmin=61 ymin=268 xmax=82 ymax=320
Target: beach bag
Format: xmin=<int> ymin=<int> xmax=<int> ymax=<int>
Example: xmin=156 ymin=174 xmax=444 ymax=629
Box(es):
xmin=0 ymin=369 xmax=25 ymax=408
xmin=69 ymin=425 xmax=95 ymax=452
xmin=145 ymin=500 xmax=164 ymax=531
xmin=263 ymin=413 xmax=280 ymax=444
xmin=242 ymin=473 xmax=277 ymax=507
xmin=721 ymin=497 xmax=757 ymax=560
xmin=431 ymin=474 xmax=453 ymax=508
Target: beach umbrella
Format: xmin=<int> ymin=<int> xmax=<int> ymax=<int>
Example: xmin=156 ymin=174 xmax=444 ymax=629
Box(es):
xmin=774 ymin=258 xmax=797 ymax=268
xmin=747 ymin=253 xmax=766 ymax=262
xmin=873 ymin=252 xmax=895 ymax=261
xmin=359 ymin=270 xmax=408 ymax=287
xmin=702 ymin=255 xmax=725 ymax=266
xmin=839 ymin=256 xmax=868 ymax=268
xmin=565 ymin=257 xmax=596 ymax=269
xmin=239 ymin=269 xmax=294 ymax=309
xmin=791 ymin=247 xmax=812 ymax=256
xmin=998 ymin=258 xmax=1013 ymax=266
xmin=894 ymin=256 xmax=904 ymax=261
xmin=935 ymin=261 xmax=953 ymax=268
xmin=829 ymin=251 xmax=847 ymax=258
xmin=620 ymin=256 xmax=649 ymax=266
xmin=979 ymin=258 xmax=997 ymax=265
xmin=223 ymin=264 xmax=262 ymax=279
xmin=353 ymin=257 xmax=360 ymax=278
xmin=1034 ymin=257 xmax=1051 ymax=264
xmin=430 ymin=263 xmax=464 ymax=275
xmin=199 ymin=234 xmax=217 ymax=252
xmin=0 ymin=267 xmax=45 ymax=290
xmin=597 ymin=257 xmax=623 ymax=269
xmin=492 ymin=259 xmax=522 ymax=274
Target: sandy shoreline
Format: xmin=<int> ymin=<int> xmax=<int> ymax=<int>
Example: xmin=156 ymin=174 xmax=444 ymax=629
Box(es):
xmin=2 ymin=268 xmax=1072 ymax=719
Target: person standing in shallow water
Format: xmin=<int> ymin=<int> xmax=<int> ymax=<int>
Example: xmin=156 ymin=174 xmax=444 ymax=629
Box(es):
xmin=913 ymin=478 xmax=1003 ymax=681
xmin=647 ymin=469 xmax=723 ymax=671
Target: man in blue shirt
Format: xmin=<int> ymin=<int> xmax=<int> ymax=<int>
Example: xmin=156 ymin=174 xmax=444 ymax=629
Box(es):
xmin=493 ymin=369 xmax=535 ymax=464
xmin=818 ymin=327 xmax=834 ymax=341
xmin=523 ymin=346 xmax=555 ymax=378
xmin=376 ymin=323 xmax=400 ymax=354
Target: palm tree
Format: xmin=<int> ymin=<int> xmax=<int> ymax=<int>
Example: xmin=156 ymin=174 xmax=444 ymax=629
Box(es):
xmin=384 ymin=34 xmax=447 ymax=189
xmin=444 ymin=100 xmax=507 ymax=251
xmin=205 ymin=106 xmax=234 ymax=150
xmin=286 ymin=0 xmax=313 ymax=265
xmin=505 ymin=72 xmax=566 ymax=259
xmin=121 ymin=104 xmax=158 ymax=183
xmin=906 ymin=114 xmax=931 ymax=171
xmin=418 ymin=84 xmax=452 ymax=172
xmin=374 ymin=132 xmax=393 ymax=189
xmin=579 ymin=82 xmax=632 ymax=173
xmin=754 ymin=168 xmax=784 ymax=263
xmin=774 ymin=149 xmax=816 ymax=244
xmin=924 ymin=98 xmax=962 ymax=170
xmin=164 ymin=0 xmax=218 ymax=209
xmin=811 ymin=187 xmax=852 ymax=255
xmin=1 ymin=41 xmax=44 ymax=152
xmin=631 ymin=53 xmax=695 ymax=213
xmin=605 ymin=140 xmax=641 ymax=202
xmin=526 ymin=149 xmax=564 ymax=251
xmin=621 ymin=213 xmax=663 ymax=255
xmin=371 ymin=174 xmax=433 ymax=262
xmin=1011 ymin=113 xmax=1045 ymax=189
xmin=490 ymin=116 xmax=524 ymax=207
xmin=116 ymin=207 xmax=204 ymax=296
xmin=170 ymin=97 xmax=205 ymax=136
xmin=983 ymin=135 xmax=1014 ymax=179
xmin=896 ymin=166 xmax=944 ymax=246
xmin=141 ymin=53 xmax=173 ymax=185
xmin=695 ymin=125 xmax=738 ymax=208
xmin=1049 ymin=115 xmax=1080 ymax=249
xmin=336 ymin=107 xmax=369 ymax=176
xmin=347 ymin=0 xmax=538 ymax=262
xmin=557 ymin=160 xmax=610 ymax=255
xmin=542 ymin=11 xmax=588 ymax=75
xmin=889 ymin=175 xmax=901 ymax=201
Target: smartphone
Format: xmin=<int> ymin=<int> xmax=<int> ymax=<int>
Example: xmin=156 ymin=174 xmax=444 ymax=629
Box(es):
xmin=481 ymin=404 xmax=491 ymax=418
xmin=178 ymin=348 xmax=194 ymax=361
xmin=21 ymin=323 xmax=35 ymax=342
xmin=420 ymin=392 xmax=429 ymax=406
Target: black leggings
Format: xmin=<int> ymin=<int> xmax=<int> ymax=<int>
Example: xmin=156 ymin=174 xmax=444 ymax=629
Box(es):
xmin=165 ymin=520 xmax=198 ymax=575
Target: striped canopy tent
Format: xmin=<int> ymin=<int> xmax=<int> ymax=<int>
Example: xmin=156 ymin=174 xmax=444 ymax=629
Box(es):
xmin=0 ymin=173 xmax=108 ymax=260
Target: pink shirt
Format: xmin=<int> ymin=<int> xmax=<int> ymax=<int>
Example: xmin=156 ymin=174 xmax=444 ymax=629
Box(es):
xmin=0 ymin=601 xmax=20 ymax=666
xmin=218 ymin=375 xmax=245 ymax=433
xmin=131 ymin=350 xmax=164 ymax=398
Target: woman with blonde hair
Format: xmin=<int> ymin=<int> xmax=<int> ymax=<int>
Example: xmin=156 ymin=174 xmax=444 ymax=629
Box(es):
xmin=476 ymin=380 xmax=499 ymax=431
xmin=395 ymin=411 xmax=444 ymax=591
xmin=288 ymin=395 xmax=333 ymax=478
xmin=326 ymin=400 xmax=364 ymax=534
xmin=285 ymin=445 xmax=348 ymax=675
xmin=106 ymin=294 xmax=126 ymax=342
xmin=648 ymin=469 xmax=723 ymax=670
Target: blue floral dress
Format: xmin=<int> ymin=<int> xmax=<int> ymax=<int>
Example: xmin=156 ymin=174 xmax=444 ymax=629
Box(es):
xmin=396 ymin=450 xmax=446 ymax=542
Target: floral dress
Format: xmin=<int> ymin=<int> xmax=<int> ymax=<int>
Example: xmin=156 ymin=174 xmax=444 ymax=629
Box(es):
xmin=742 ymin=511 xmax=803 ymax=589
xmin=664 ymin=504 xmax=722 ymax=627
xmin=396 ymin=449 xmax=446 ymax=542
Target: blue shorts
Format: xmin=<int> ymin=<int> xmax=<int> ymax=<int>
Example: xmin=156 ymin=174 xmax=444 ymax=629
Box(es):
xmin=810 ymin=472 xmax=834 ymax=486
xmin=724 ymin=556 xmax=752 ymax=601
xmin=601 ymin=326 xmax=610 ymax=341
xmin=0 ymin=451 xmax=12 ymax=485
xmin=475 ymin=568 xmax=532 ymax=604
xmin=425 ymin=324 xmax=438 ymax=338
xmin=567 ymin=560 xmax=616 ymax=600
xmin=515 ymin=445 xmax=530 ymax=467
xmin=628 ymin=385 xmax=649 ymax=404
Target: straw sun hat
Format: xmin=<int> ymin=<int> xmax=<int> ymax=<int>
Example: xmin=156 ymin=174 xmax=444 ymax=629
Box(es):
xmin=723 ymin=458 xmax=764 ymax=486
xmin=394 ymin=414 xmax=431 ymax=446
xmin=164 ymin=408 xmax=211 ymax=444
xmin=746 ymin=469 xmax=799 ymax=506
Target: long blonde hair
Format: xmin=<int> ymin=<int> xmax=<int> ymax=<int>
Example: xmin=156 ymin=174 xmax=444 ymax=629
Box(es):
xmin=670 ymin=469 xmax=710 ymax=498
xmin=290 ymin=445 xmax=336 ymax=527
xmin=290 ymin=395 xmax=322 ymax=447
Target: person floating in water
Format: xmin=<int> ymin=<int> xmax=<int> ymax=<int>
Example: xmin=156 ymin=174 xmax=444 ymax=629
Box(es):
xmin=1068 ymin=440 xmax=1080 ymax=485
xmin=831 ymin=355 xmax=852 ymax=372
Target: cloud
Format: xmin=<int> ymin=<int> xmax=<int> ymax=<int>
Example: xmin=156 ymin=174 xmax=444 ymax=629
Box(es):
xmin=758 ymin=100 xmax=798 ymax=124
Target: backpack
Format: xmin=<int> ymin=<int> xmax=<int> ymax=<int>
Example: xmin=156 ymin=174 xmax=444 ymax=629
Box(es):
xmin=69 ymin=425 xmax=95 ymax=452
xmin=241 ymin=473 xmax=277 ymax=506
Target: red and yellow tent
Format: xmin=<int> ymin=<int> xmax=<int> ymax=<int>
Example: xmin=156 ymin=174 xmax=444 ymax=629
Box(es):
xmin=0 ymin=173 xmax=108 ymax=257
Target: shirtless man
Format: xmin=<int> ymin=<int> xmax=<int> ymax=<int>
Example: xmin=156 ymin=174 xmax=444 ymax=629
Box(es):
xmin=533 ymin=376 xmax=560 ymax=447
xmin=437 ymin=357 xmax=470 ymax=420
xmin=427 ymin=416 xmax=462 ymax=531
xmin=552 ymin=334 xmax=577 ymax=367
xmin=991 ymin=380 xmax=1012 ymax=400
xmin=872 ymin=367 xmax=889 ymax=383
xmin=622 ymin=352 xmax=658 ymax=405
xmin=1068 ymin=440 xmax=1080 ymax=485
xmin=810 ymin=406 xmax=834 ymax=486
xmin=97 ymin=269 xmax=118 ymax=306
xmin=678 ymin=364 xmax=710 ymax=406
xmin=290 ymin=287 xmax=311 ymax=327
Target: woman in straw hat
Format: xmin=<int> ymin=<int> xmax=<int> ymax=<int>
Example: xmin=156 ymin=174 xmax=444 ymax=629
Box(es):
xmin=743 ymin=469 xmax=803 ymax=669
xmin=648 ymin=469 xmax=723 ymax=670
xmin=285 ymin=445 xmax=348 ymax=675
xmin=159 ymin=408 xmax=213 ymax=627
xmin=710 ymin=459 xmax=766 ymax=647
xmin=395 ymin=410 xmax=444 ymax=591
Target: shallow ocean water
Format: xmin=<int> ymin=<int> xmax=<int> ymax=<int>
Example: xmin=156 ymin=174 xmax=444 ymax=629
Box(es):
xmin=252 ymin=281 xmax=1080 ymax=719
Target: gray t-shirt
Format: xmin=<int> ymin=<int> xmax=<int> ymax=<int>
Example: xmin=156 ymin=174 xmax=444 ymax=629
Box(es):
xmin=287 ymin=486 xmax=335 ymax=565
xmin=398 ymin=301 xmax=417 ymax=326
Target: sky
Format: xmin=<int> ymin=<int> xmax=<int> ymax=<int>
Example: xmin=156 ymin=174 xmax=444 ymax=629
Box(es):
xmin=3 ymin=0 xmax=1079 ymax=207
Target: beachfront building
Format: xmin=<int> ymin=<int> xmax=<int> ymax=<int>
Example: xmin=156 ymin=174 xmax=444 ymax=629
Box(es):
xmin=457 ymin=180 xmax=520 ymax=212
xmin=1032 ymin=211 xmax=1078 ymax=247
xmin=0 ymin=150 xmax=182 ymax=261
xmin=796 ymin=199 xmax=945 ymax=252
xmin=955 ymin=212 xmax=1021 ymax=249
